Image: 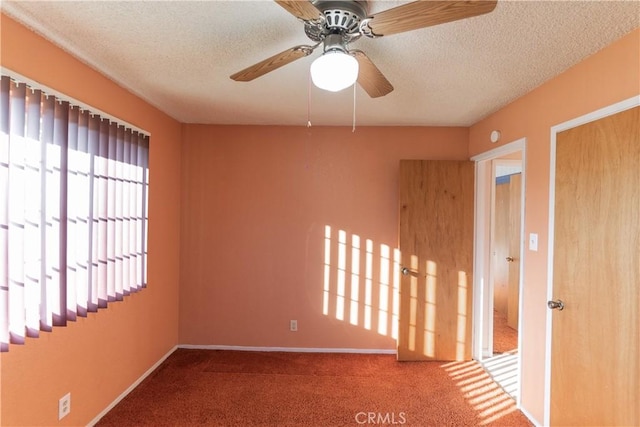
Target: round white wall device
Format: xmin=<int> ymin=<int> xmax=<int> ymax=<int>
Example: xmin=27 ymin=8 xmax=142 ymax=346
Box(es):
xmin=490 ymin=130 xmax=501 ymax=143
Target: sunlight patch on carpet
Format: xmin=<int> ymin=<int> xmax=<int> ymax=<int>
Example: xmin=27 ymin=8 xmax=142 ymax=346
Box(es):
xmin=442 ymin=359 xmax=518 ymax=425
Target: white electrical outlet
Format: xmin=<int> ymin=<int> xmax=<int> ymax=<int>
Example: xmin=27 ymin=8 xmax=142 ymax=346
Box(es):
xmin=290 ymin=320 xmax=298 ymax=332
xmin=59 ymin=392 xmax=71 ymax=420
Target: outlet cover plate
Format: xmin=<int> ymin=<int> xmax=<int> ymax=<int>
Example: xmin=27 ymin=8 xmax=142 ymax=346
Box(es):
xmin=59 ymin=393 xmax=71 ymax=420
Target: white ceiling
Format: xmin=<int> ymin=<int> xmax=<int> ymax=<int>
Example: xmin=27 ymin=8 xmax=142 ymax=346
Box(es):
xmin=3 ymin=1 xmax=639 ymax=126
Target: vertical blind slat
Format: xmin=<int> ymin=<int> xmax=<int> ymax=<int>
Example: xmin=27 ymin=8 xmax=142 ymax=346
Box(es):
xmin=40 ymin=95 xmax=55 ymax=331
xmin=97 ymin=119 xmax=108 ymax=308
xmin=0 ymin=76 xmax=149 ymax=351
xmin=23 ymin=88 xmax=43 ymax=337
xmin=75 ymin=109 xmax=91 ymax=317
xmin=53 ymin=100 xmax=69 ymax=327
xmin=88 ymin=114 xmax=100 ymax=313
xmin=114 ymin=125 xmax=124 ymax=301
xmin=141 ymin=136 xmax=149 ymax=288
xmin=8 ymin=81 xmax=27 ymax=344
xmin=0 ymin=76 xmax=11 ymax=351
xmin=107 ymin=122 xmax=116 ymax=302
xmin=67 ymin=106 xmax=79 ymax=321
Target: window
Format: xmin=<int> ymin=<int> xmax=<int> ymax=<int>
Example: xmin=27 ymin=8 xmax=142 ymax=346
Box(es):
xmin=0 ymin=75 xmax=149 ymax=351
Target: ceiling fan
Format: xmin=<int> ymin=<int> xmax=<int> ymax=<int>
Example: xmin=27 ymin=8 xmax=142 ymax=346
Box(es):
xmin=230 ymin=0 xmax=498 ymax=98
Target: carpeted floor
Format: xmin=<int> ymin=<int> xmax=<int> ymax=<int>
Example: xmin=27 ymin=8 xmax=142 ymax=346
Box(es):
xmin=493 ymin=310 xmax=518 ymax=354
xmin=97 ymin=349 xmax=532 ymax=427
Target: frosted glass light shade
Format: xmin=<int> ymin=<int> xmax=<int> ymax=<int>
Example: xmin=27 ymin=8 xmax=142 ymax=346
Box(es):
xmin=310 ymin=51 xmax=359 ymax=92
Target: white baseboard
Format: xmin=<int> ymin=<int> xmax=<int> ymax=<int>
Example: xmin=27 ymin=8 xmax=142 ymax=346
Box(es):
xmin=178 ymin=344 xmax=397 ymax=355
xmin=87 ymin=345 xmax=178 ymax=427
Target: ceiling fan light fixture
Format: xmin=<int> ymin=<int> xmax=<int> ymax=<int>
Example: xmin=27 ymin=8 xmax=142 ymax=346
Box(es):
xmin=310 ymin=50 xmax=359 ymax=92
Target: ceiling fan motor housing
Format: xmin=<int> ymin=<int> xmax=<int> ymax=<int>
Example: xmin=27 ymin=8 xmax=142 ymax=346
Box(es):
xmin=305 ymin=0 xmax=369 ymax=42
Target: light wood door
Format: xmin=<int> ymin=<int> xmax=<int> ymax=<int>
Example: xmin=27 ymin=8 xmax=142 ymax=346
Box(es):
xmin=493 ymin=181 xmax=510 ymax=316
xmin=551 ymin=106 xmax=639 ymax=425
xmin=398 ymin=160 xmax=474 ymax=361
xmin=506 ymin=173 xmax=521 ymax=330
xmin=493 ymin=172 xmax=522 ymax=327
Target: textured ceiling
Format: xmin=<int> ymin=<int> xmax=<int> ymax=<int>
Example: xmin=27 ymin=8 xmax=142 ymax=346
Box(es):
xmin=3 ymin=1 xmax=639 ymax=126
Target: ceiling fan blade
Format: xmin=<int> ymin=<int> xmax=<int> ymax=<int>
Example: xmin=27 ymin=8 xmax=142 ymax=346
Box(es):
xmin=352 ymin=50 xmax=394 ymax=98
xmin=274 ymin=0 xmax=322 ymax=21
xmin=367 ymin=1 xmax=498 ymax=37
xmin=230 ymin=45 xmax=315 ymax=82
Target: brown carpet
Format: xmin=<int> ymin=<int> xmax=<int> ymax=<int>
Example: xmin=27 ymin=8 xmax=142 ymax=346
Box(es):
xmin=97 ymin=349 xmax=531 ymax=427
xmin=493 ymin=310 xmax=518 ymax=354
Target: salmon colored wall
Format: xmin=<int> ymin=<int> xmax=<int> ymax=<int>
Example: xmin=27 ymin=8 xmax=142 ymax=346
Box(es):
xmin=179 ymin=125 xmax=469 ymax=350
xmin=469 ymin=28 xmax=640 ymax=424
xmin=2 ymin=9 xmax=637 ymax=427
xmin=0 ymin=14 xmax=182 ymax=426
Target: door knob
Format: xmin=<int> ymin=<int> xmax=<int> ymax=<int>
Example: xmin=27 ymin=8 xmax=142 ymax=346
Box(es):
xmin=400 ymin=267 xmax=420 ymax=276
xmin=547 ymin=299 xmax=564 ymax=311
xmin=506 ymin=256 xmax=515 ymax=262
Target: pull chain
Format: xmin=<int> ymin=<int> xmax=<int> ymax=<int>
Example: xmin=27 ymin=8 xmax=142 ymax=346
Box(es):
xmin=307 ymin=72 xmax=312 ymax=128
xmin=352 ymin=83 xmax=357 ymax=132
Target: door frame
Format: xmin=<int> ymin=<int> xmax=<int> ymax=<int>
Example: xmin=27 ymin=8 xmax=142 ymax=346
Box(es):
xmin=471 ymin=138 xmax=526 ymax=400
xmin=479 ymin=158 xmax=524 ymax=356
xmin=544 ymin=95 xmax=640 ymax=425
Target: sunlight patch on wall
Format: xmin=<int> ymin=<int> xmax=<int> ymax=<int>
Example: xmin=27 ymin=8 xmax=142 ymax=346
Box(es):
xmin=424 ymin=260 xmax=437 ymax=358
xmin=456 ymin=271 xmax=468 ymax=360
xmin=323 ymin=226 xmax=331 ymax=316
xmin=378 ymin=245 xmax=390 ymax=336
xmin=336 ymin=230 xmax=347 ymax=321
xmin=364 ymin=239 xmax=373 ymax=331
xmin=323 ymin=226 xmax=398 ymax=340
xmin=391 ymin=248 xmax=400 ymax=340
xmin=349 ymin=235 xmax=360 ymax=326
xmin=408 ymin=255 xmax=418 ymax=352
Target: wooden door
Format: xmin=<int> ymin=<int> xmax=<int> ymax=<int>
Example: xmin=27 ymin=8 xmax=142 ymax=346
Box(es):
xmin=398 ymin=160 xmax=474 ymax=361
xmin=493 ymin=172 xmax=522 ymax=328
xmin=493 ymin=181 xmax=510 ymax=317
xmin=506 ymin=173 xmax=521 ymax=330
xmin=550 ymin=106 xmax=639 ymax=425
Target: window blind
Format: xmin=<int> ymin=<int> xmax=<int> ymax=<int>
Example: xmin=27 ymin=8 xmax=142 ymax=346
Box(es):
xmin=0 ymin=75 xmax=149 ymax=351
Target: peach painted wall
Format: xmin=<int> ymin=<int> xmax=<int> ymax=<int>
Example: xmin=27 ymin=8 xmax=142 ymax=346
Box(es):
xmin=469 ymin=28 xmax=640 ymax=424
xmin=3 ymin=8 xmax=637 ymax=426
xmin=0 ymin=14 xmax=182 ymax=426
xmin=179 ymin=126 xmax=469 ymax=350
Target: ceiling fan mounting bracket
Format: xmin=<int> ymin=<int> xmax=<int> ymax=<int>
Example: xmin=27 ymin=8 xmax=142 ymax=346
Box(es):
xmin=293 ymin=45 xmax=318 ymax=57
xmin=358 ymin=18 xmax=380 ymax=39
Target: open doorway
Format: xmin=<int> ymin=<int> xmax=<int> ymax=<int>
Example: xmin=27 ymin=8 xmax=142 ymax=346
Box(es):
xmin=471 ymin=138 xmax=526 ymax=403
xmin=491 ymin=159 xmax=521 ymax=356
